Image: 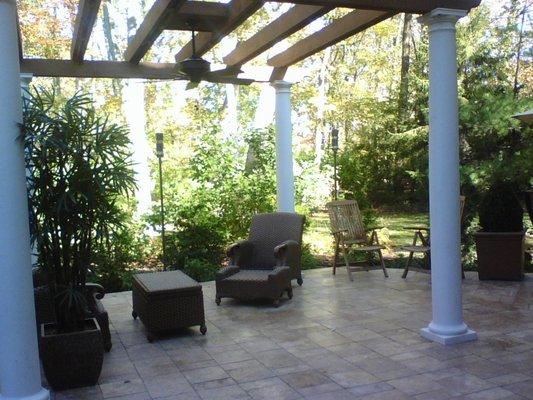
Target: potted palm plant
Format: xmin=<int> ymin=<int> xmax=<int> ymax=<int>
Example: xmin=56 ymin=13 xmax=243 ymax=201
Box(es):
xmin=22 ymin=90 xmax=136 ymax=390
xmin=474 ymin=180 xmax=525 ymax=281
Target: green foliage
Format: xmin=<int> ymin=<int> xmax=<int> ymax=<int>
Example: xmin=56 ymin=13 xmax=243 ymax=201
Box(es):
xmin=23 ymin=89 xmax=136 ymax=330
xmin=148 ymin=126 xmax=277 ymax=271
xmin=478 ymin=181 xmax=524 ymax=232
xmin=183 ymin=258 xmax=220 ymax=282
xmin=300 ymin=244 xmax=320 ymax=270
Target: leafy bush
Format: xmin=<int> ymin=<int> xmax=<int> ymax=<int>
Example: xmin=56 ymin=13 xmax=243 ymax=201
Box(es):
xmin=300 ymin=244 xmax=320 ymax=270
xmin=478 ymin=181 xmax=524 ymax=232
xmin=183 ymin=258 xmax=219 ymax=282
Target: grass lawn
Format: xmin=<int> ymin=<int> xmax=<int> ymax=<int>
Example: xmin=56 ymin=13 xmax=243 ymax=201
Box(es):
xmin=304 ymin=210 xmax=429 ymax=269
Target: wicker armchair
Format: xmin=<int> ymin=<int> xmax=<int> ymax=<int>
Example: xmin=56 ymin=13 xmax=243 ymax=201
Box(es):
xmin=215 ymin=212 xmax=305 ymax=307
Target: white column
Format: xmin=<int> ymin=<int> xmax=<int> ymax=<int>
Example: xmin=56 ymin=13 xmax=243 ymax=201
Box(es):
xmin=0 ymin=1 xmax=49 ymax=399
xmin=272 ymin=80 xmax=295 ymax=213
xmin=420 ymin=8 xmax=477 ymax=345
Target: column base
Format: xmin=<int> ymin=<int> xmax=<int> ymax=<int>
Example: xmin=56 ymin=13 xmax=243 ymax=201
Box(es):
xmin=0 ymin=388 xmax=49 ymax=400
xmin=421 ymin=326 xmax=477 ymax=345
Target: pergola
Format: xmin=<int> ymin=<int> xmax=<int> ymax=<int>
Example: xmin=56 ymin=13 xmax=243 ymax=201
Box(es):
xmin=1 ymin=0 xmax=480 ymax=398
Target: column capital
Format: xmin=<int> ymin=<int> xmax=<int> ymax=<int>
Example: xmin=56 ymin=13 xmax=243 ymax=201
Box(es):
xmin=271 ymin=80 xmax=292 ymax=93
xmin=419 ymin=8 xmax=467 ymax=31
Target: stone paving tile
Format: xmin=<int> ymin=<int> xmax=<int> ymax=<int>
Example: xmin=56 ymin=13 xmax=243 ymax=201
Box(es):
xmin=143 ymin=372 xmax=194 ymax=398
xmin=327 ymin=369 xmax=381 ymax=388
xmin=437 ymin=373 xmax=497 ymax=396
xmin=196 ymin=384 xmax=251 ymax=400
xmin=245 ymin=380 xmax=302 ymax=400
xmin=183 ymin=365 xmax=229 ymax=384
xmin=223 ymin=359 xmax=276 ymax=383
xmin=387 ymin=374 xmax=446 ymax=395
xmin=46 ymin=269 xmax=533 ymax=400
xmin=99 ymin=378 xmax=147 ymax=398
xmin=133 ymin=356 xmax=178 ymax=380
xmin=504 ymin=379 xmax=533 ymax=400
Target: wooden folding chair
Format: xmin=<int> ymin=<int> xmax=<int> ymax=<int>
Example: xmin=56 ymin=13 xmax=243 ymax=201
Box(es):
xmin=401 ymin=196 xmax=466 ymax=278
xmin=326 ymin=200 xmax=389 ymax=281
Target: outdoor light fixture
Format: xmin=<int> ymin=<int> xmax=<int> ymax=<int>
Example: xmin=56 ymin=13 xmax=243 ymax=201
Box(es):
xmin=156 ymin=133 xmax=166 ymax=270
xmin=331 ymin=128 xmax=339 ymax=200
xmin=156 ymin=132 xmax=164 ymax=157
xmin=331 ymin=128 xmax=339 ymax=151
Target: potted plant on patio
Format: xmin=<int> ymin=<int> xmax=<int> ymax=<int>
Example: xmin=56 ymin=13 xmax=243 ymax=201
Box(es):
xmin=474 ymin=180 xmax=525 ymax=281
xmin=22 ymin=90 xmax=136 ymax=390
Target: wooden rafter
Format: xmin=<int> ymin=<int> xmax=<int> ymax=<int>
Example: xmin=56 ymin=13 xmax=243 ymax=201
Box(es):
xmin=165 ymin=2 xmax=230 ymax=32
xmin=174 ymin=0 xmax=263 ymax=62
xmin=271 ymin=0 xmax=481 ymax=14
xmin=71 ymin=0 xmax=102 ymax=62
xmin=21 ymin=59 xmax=185 ymax=80
xmin=268 ymin=9 xmax=395 ymax=68
xmin=125 ymin=0 xmax=187 ymax=64
xmin=223 ymin=4 xmax=331 ymax=67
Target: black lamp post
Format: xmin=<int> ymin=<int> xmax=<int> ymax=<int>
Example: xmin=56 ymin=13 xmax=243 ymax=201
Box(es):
xmin=156 ymin=132 xmax=167 ymax=270
xmin=331 ymin=128 xmax=339 ymax=200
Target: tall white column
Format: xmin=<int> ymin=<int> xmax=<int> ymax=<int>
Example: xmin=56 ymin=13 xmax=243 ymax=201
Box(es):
xmin=420 ymin=8 xmax=477 ymax=345
xmin=0 ymin=1 xmax=49 ymax=399
xmin=272 ymin=80 xmax=295 ymax=213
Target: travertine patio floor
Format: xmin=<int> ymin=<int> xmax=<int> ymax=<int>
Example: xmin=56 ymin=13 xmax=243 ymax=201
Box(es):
xmin=54 ymin=268 xmax=533 ymax=400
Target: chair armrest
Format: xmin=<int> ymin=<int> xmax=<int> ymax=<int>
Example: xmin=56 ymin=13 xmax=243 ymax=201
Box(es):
xmin=268 ymin=266 xmax=291 ymax=285
xmin=368 ymin=226 xmax=385 ymax=231
xmin=227 ymin=240 xmax=254 ymax=267
xmin=216 ymin=266 xmax=240 ymax=281
xmin=85 ymin=283 xmax=105 ymax=300
xmin=274 ymin=240 xmax=300 ymax=267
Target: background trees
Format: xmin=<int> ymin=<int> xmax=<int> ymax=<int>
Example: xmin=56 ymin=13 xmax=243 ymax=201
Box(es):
xmin=19 ymin=0 xmax=532 ymax=284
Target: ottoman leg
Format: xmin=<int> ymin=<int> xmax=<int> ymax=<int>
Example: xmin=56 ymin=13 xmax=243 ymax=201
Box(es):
xmin=200 ymin=325 xmax=207 ymax=335
xmin=132 ymin=310 xmax=138 ymax=320
xmin=215 ymin=296 xmax=221 ymax=306
xmin=147 ymin=332 xmax=155 ymax=343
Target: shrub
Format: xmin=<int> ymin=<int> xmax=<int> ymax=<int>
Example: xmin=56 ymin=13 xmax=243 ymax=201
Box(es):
xmin=183 ymin=258 xmax=219 ymax=282
xmin=478 ymin=181 xmax=524 ymax=232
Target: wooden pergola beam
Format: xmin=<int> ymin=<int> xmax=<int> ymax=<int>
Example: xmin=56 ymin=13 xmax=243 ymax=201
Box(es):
xmin=71 ymin=0 xmax=102 ymax=63
xmin=268 ymin=9 xmax=395 ymax=68
xmin=20 ymin=59 xmax=186 ymax=80
xmin=125 ymin=0 xmax=186 ymax=64
xmin=175 ymin=0 xmax=263 ymax=62
xmin=165 ymin=2 xmax=230 ymax=32
xmin=270 ymin=0 xmax=480 ymax=14
xmin=223 ymin=4 xmax=331 ymax=67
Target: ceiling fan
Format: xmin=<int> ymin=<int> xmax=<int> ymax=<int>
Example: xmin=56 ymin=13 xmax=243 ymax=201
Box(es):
xmin=175 ymin=26 xmax=262 ymax=90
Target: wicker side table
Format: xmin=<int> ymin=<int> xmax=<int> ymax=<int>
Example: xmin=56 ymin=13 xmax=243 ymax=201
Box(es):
xmin=132 ymin=270 xmax=206 ymax=342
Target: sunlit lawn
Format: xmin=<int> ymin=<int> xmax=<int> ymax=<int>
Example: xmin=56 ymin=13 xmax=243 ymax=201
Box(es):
xmin=304 ymin=211 xmax=429 ymax=268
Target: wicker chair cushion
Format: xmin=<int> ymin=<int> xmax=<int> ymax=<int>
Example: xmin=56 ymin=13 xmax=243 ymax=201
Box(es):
xmin=223 ymin=269 xmax=273 ymax=282
xmin=248 ymin=213 xmax=304 ymax=269
xmin=134 ymin=270 xmax=200 ymax=295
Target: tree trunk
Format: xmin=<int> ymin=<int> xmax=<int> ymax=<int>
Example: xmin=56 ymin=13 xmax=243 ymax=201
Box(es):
xmin=398 ymin=13 xmax=412 ymax=122
xmin=102 ymin=1 xmax=121 ymax=95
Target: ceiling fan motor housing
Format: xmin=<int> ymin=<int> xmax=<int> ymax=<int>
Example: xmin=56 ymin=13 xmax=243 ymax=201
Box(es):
xmin=179 ymin=57 xmax=211 ymax=82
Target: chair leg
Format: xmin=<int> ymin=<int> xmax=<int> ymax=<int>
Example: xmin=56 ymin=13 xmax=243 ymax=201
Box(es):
xmin=402 ymin=251 xmax=414 ymax=279
xmin=333 ymin=238 xmax=339 ymax=275
xmin=342 ymin=244 xmax=354 ymax=282
xmin=377 ymin=250 xmax=388 ymax=278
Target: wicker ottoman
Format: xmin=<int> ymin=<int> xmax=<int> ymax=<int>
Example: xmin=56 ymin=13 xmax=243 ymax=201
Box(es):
xmin=132 ymin=270 xmax=206 ymax=342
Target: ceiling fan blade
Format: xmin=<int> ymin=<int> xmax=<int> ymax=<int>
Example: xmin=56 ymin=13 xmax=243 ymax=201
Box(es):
xmin=186 ymin=81 xmax=200 ymax=90
xmin=203 ymin=75 xmax=258 ymax=85
xmin=209 ymin=65 xmax=243 ymax=77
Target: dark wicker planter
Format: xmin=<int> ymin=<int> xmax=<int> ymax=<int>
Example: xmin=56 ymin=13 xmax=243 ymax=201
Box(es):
xmin=475 ymin=232 xmax=525 ymax=281
xmin=40 ymin=318 xmax=104 ymax=391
